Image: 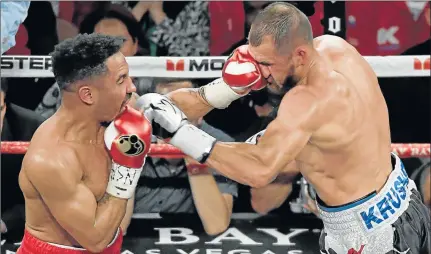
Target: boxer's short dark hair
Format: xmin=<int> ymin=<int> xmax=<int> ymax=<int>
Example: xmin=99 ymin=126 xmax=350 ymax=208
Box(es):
xmin=50 ymin=33 xmax=125 ymax=90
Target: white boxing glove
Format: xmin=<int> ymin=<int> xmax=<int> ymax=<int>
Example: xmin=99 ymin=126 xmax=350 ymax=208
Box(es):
xmin=137 ymin=93 xmax=217 ymax=163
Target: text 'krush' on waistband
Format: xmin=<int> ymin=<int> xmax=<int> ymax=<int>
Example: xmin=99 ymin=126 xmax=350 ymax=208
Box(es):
xmin=358 ymin=164 xmax=410 ymax=232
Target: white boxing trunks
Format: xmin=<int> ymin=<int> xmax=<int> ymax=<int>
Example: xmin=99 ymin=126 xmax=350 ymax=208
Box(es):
xmin=317 ymin=153 xmax=431 ymax=254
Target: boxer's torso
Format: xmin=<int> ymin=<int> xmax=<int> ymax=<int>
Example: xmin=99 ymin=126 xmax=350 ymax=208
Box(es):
xmin=19 ymin=115 xmax=111 ymax=246
xmin=292 ymin=35 xmax=392 ymax=206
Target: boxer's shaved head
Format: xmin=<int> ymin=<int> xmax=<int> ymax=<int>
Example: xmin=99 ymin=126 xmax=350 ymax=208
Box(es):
xmin=50 ymin=33 xmax=125 ymax=90
xmin=249 ymin=2 xmax=313 ymax=53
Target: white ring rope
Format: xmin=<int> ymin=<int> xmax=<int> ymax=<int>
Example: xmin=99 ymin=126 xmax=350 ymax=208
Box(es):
xmin=1 ymin=55 xmax=429 ymax=78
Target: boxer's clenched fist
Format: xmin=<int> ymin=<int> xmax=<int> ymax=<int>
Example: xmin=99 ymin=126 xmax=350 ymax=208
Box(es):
xmin=137 ymin=93 xmax=187 ymax=135
xmin=223 ymin=45 xmax=266 ymax=92
xmin=137 ymin=93 xmax=217 ymax=163
xmin=198 ymin=45 xmax=265 ymax=109
xmin=104 ymin=106 xmax=151 ymax=199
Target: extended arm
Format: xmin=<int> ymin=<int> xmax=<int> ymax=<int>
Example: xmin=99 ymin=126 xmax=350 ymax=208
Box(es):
xmin=147 ymin=45 xmax=264 ymax=120
xmin=206 ymin=90 xmax=318 ymax=187
xmin=141 ymin=88 xmax=321 ymax=187
xmin=25 ymin=151 xmax=126 ymax=253
xmin=166 ymin=88 xmax=215 ymax=121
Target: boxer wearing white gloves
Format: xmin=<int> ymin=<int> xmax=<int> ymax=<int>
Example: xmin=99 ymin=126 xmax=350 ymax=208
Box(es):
xmin=138 ymin=3 xmax=431 ymax=253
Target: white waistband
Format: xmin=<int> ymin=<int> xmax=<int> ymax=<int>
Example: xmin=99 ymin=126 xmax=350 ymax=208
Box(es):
xmin=47 ymin=228 xmax=120 ymax=250
xmin=317 ymin=153 xmax=416 ymax=236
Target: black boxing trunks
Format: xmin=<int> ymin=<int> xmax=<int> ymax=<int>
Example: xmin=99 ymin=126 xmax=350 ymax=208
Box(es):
xmin=317 ymin=153 xmax=431 ymax=254
xmin=410 ymin=161 xmax=430 ymax=203
xmin=17 ymin=228 xmax=123 ymax=254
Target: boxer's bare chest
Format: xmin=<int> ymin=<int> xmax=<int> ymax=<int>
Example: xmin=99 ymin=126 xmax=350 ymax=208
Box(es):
xmin=77 ymin=144 xmax=111 ymax=201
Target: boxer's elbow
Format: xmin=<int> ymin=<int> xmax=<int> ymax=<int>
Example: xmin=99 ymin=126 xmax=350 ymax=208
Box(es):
xmin=247 ymin=166 xmax=277 ymax=188
xmin=84 ymin=242 xmax=107 ymax=253
xmin=245 ymin=150 xmax=280 ymax=188
xmin=83 ymin=232 xmax=115 ymax=253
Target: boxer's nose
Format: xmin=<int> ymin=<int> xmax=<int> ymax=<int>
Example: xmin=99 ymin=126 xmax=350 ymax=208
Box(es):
xmin=127 ymin=79 xmax=137 ymax=93
xmin=259 ymin=65 xmax=271 ymax=79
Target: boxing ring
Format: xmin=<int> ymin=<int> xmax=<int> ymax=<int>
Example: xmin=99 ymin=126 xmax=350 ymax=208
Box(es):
xmin=1 ymin=54 xmax=430 ymax=254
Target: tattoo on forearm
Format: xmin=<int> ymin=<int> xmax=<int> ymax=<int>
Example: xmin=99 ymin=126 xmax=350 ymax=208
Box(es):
xmin=98 ymin=193 xmax=111 ymax=204
xmin=197 ymin=87 xmax=211 ymax=106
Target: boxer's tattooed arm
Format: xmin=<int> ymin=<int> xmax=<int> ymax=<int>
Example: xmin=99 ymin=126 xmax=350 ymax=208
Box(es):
xmin=166 ymin=88 xmax=214 ymax=121
xmin=98 ymin=193 xmax=112 ymax=204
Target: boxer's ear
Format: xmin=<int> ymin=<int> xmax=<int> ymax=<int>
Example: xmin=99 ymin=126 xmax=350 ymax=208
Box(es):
xmin=78 ymin=86 xmax=95 ymax=105
xmin=293 ymin=46 xmax=308 ymax=66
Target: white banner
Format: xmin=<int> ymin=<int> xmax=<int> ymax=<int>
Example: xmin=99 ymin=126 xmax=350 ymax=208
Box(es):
xmin=1 ymin=55 xmax=429 ymax=78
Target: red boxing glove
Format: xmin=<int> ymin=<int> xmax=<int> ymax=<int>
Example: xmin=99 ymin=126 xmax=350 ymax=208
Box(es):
xmin=222 ymin=45 xmax=267 ymax=91
xmin=105 ymin=106 xmax=152 ymax=169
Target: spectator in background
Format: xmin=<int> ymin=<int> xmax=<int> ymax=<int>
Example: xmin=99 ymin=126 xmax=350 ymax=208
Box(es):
xmin=132 ymin=1 xmax=210 ymax=56
xmin=0 ymin=78 xmax=45 ymax=241
xmin=36 ymin=4 xmax=153 ymax=119
xmin=5 ymin=1 xmax=58 ymax=111
xmin=120 ymin=78 xmax=238 ymax=236
xmin=1 ymin=1 xmax=30 ymax=54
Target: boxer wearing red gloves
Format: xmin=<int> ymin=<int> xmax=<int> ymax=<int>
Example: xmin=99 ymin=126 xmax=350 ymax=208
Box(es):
xmin=138 ymin=3 xmax=430 ymax=253
xmin=18 ymin=106 xmax=151 ymax=254
xmin=18 ymin=34 xmax=152 ymax=254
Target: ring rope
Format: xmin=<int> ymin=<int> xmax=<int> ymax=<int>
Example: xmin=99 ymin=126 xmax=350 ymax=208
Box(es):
xmin=1 ymin=55 xmax=430 ymax=78
xmin=1 ymin=142 xmax=429 ymax=158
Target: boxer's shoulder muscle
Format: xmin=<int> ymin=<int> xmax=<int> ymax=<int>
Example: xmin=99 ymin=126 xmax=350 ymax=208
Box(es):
xmin=23 ymin=144 xmax=82 ymax=196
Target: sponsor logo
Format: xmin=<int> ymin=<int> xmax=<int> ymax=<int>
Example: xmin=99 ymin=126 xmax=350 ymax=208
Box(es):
xmin=166 ymin=59 xmax=184 ymax=71
xmin=1 ymin=56 xmax=52 ymax=70
xmin=358 ymin=164 xmax=409 ymax=231
xmin=166 ymin=59 xmax=225 ymax=72
xmin=414 ymin=57 xmax=430 ymax=70
xmin=377 ymin=26 xmax=400 ymax=51
xmin=2 ymin=227 xmax=318 ymax=254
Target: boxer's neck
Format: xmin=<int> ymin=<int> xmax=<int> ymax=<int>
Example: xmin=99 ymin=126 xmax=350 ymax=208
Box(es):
xmin=295 ymin=47 xmax=318 ymax=86
xmin=57 ymin=99 xmax=104 ymax=145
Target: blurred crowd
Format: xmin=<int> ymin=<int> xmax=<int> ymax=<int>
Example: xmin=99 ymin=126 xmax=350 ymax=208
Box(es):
xmin=1 ymin=0 xmax=430 ymax=243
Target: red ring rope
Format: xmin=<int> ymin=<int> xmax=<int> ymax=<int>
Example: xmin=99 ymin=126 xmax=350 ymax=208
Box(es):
xmin=0 ymin=142 xmax=429 ymax=158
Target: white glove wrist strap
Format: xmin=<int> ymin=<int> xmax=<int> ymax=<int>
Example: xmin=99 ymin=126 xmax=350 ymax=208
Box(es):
xmin=199 ymin=78 xmax=243 ymax=109
xmin=170 ymin=123 xmax=216 ymax=163
xmin=106 ymin=162 xmax=143 ymax=199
